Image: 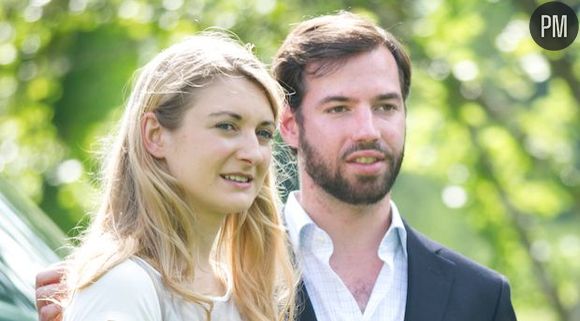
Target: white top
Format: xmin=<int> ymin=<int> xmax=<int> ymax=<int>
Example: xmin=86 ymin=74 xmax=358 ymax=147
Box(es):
xmin=284 ymin=191 xmax=408 ymax=321
xmin=64 ymin=257 xmax=242 ymax=321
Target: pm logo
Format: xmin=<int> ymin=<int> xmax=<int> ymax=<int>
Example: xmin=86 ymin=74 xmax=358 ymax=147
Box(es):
xmin=529 ymin=2 xmax=578 ymax=50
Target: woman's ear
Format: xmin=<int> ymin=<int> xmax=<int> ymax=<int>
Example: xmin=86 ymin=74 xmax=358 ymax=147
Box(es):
xmin=279 ymin=105 xmax=299 ymax=150
xmin=141 ymin=112 xmax=166 ymax=159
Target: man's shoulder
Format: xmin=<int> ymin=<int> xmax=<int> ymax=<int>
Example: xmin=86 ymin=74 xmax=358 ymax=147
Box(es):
xmin=404 ymin=225 xmax=517 ymax=320
xmin=407 ymin=224 xmax=508 ymax=284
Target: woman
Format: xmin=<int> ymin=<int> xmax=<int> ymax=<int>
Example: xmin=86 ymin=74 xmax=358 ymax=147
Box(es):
xmin=61 ymin=32 xmax=297 ymax=321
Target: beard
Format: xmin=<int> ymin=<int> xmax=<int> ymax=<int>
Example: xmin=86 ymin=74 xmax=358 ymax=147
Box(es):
xmin=299 ymin=132 xmax=404 ymax=205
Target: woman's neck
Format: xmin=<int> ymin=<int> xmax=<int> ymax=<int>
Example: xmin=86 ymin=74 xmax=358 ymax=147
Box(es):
xmin=190 ymin=210 xmax=229 ymax=297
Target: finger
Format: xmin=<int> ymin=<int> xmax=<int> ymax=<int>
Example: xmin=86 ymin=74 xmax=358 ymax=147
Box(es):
xmin=36 ymin=283 xmax=63 ymax=308
xmin=39 ymin=303 xmax=62 ymax=321
xmin=36 ymin=262 xmax=66 ymax=288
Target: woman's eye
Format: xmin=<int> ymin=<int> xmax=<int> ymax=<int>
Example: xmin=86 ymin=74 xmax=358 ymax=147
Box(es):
xmin=256 ymin=129 xmax=274 ymax=141
xmin=216 ymin=123 xmax=236 ymax=131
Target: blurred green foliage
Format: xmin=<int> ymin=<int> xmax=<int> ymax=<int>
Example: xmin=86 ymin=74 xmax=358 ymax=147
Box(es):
xmin=0 ymin=0 xmax=579 ymax=319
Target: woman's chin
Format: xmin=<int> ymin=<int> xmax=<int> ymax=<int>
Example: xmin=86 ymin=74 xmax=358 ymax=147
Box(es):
xmin=218 ymin=200 xmax=254 ymax=215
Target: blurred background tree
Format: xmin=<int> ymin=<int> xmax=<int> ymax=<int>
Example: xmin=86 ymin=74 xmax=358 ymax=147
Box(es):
xmin=0 ymin=0 xmax=578 ymax=319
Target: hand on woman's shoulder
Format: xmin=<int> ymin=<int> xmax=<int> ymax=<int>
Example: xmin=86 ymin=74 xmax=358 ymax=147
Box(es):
xmin=64 ymin=259 xmax=162 ymax=321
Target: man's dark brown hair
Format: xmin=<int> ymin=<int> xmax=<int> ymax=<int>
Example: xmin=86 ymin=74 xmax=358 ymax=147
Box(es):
xmin=272 ymin=11 xmax=412 ymax=115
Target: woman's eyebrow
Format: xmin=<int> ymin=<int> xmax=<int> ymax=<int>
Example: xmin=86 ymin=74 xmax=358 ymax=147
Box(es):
xmin=208 ymin=111 xmax=242 ymax=120
xmin=209 ymin=111 xmax=275 ymax=127
xmin=259 ymin=120 xmax=276 ymax=127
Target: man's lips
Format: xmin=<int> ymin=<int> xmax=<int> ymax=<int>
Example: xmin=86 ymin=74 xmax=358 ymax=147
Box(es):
xmin=344 ymin=150 xmax=386 ymax=164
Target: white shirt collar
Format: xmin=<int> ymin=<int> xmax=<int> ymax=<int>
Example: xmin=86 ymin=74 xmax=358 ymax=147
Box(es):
xmin=283 ymin=191 xmax=408 ymax=260
xmin=380 ymin=200 xmax=408 ymax=259
xmin=284 ymin=191 xmax=315 ymax=253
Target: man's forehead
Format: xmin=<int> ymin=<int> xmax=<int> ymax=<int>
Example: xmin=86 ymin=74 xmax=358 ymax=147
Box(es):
xmin=304 ymin=48 xmax=399 ymax=81
xmin=304 ymin=57 xmax=348 ymax=77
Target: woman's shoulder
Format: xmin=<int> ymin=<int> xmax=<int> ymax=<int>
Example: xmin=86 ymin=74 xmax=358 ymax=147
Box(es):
xmin=64 ymin=258 xmax=162 ymax=321
xmin=85 ymin=258 xmax=159 ymax=295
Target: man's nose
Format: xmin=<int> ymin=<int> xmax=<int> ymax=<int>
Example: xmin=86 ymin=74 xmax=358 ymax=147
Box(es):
xmin=352 ymin=107 xmax=380 ymax=142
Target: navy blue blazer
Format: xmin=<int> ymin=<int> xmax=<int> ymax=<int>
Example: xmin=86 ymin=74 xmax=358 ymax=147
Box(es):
xmin=296 ymin=222 xmax=517 ymax=321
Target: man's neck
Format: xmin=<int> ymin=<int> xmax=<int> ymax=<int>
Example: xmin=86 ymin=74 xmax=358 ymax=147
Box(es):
xmin=297 ymin=177 xmax=392 ymax=255
xmin=297 ymin=176 xmax=393 ymax=312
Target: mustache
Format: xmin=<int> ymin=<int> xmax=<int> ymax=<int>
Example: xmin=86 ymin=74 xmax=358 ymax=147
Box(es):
xmin=341 ymin=141 xmax=389 ymax=159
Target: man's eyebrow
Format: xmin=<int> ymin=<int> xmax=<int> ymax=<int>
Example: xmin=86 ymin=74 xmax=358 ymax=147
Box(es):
xmin=375 ymin=93 xmax=402 ymax=101
xmin=319 ymin=96 xmax=352 ymax=105
xmin=319 ymin=92 xmax=402 ymax=105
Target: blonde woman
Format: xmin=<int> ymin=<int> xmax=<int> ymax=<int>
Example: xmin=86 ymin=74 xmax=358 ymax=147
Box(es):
xmin=60 ymin=33 xmax=297 ymax=321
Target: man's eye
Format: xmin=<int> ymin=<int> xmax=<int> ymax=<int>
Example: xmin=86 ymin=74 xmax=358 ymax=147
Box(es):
xmin=256 ymin=129 xmax=274 ymax=141
xmin=376 ymin=104 xmax=396 ymax=112
xmin=216 ymin=123 xmax=237 ymax=131
xmin=327 ymin=106 xmax=348 ymax=113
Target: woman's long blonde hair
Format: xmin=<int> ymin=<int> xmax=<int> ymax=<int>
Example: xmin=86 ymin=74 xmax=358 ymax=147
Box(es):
xmin=63 ymin=32 xmax=297 ymax=321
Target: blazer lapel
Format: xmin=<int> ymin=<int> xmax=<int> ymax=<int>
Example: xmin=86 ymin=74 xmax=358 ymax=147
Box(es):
xmin=404 ymin=223 xmax=455 ymax=321
xmin=297 ymin=281 xmax=317 ymax=321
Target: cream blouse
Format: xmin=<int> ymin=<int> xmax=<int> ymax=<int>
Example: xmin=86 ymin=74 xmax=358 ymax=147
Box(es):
xmin=64 ymin=257 xmax=242 ymax=321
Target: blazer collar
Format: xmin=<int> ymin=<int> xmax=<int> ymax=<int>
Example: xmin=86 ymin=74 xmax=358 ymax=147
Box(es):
xmin=403 ymin=221 xmax=456 ymax=321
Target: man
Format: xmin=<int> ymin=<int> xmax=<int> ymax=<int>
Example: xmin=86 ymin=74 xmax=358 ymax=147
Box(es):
xmin=36 ymin=11 xmax=517 ymax=321
xmin=272 ymin=12 xmax=516 ymax=321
